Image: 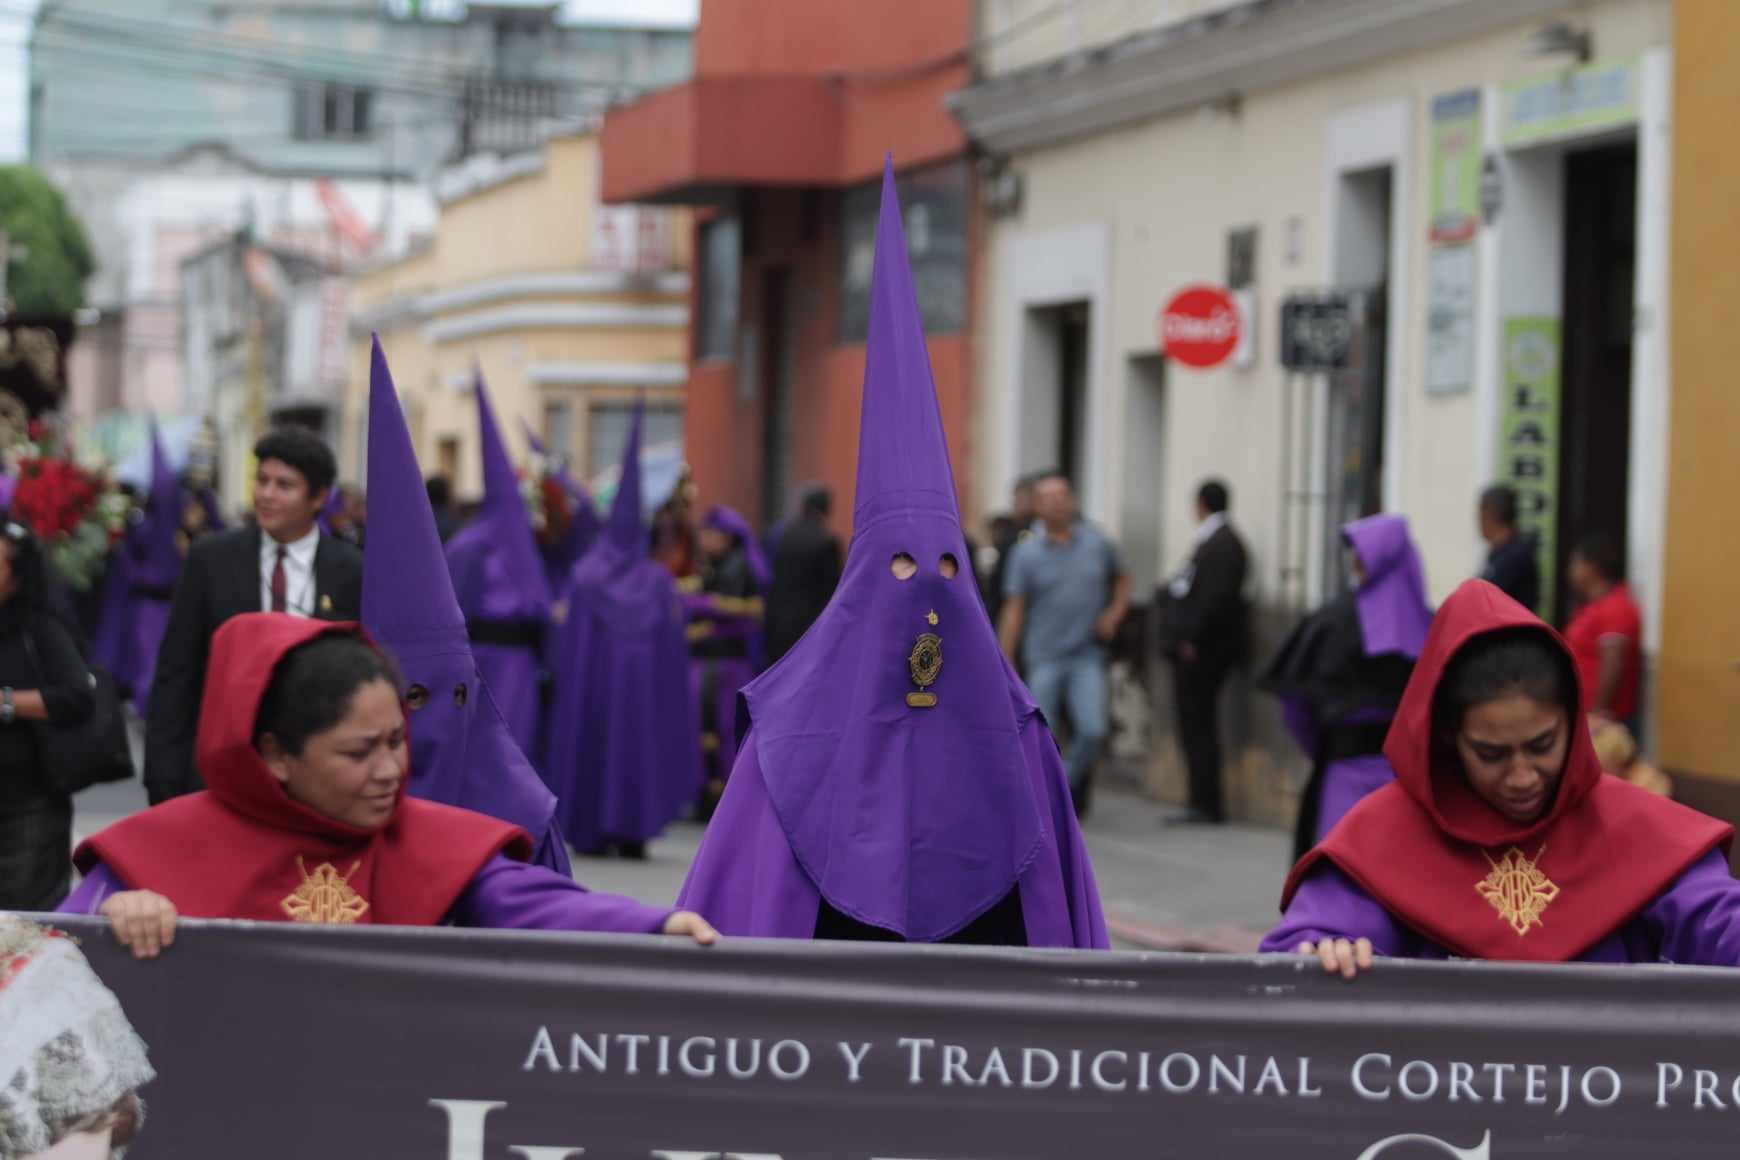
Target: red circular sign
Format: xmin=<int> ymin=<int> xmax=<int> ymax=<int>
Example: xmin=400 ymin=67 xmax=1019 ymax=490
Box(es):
xmin=1159 ymin=285 xmax=1241 ymax=369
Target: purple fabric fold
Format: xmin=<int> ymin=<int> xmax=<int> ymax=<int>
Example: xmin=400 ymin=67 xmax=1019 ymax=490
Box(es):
xmin=702 ymin=505 xmax=770 ymax=591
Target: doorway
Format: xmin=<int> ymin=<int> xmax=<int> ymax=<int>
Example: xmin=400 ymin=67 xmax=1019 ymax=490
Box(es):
xmin=1555 ymin=141 xmax=1636 ymax=624
xmin=759 ymin=267 xmax=794 ymax=527
xmin=1018 ymin=300 xmax=1091 ymax=484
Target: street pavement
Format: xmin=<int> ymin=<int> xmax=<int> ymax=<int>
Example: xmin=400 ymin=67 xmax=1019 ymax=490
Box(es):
xmin=71 ymin=770 xmax=1288 ymax=952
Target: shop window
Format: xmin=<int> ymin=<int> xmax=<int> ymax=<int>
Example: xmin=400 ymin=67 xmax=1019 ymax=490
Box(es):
xmin=839 ymin=159 xmax=968 ymax=342
xmin=587 ymin=402 xmax=683 ymax=479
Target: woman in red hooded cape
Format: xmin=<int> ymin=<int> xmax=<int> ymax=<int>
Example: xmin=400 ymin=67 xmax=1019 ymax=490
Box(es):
xmin=60 ymin=613 xmax=714 ymax=957
xmin=1263 ymin=580 xmax=1740 ymax=974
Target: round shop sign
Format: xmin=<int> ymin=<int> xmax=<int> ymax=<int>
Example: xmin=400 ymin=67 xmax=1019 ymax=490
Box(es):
xmin=1159 ymin=285 xmax=1242 ymax=369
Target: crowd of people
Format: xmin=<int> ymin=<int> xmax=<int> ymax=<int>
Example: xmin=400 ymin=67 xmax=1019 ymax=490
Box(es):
xmin=0 ymin=157 xmax=1730 ymax=1158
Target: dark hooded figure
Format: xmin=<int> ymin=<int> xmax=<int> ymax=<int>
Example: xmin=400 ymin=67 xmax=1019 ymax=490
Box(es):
xmin=1262 ymin=513 xmax=1432 ymax=862
xmin=92 ymin=424 xmax=181 ymax=711
xmin=685 ymin=503 xmax=767 ymax=812
xmin=676 ymin=161 xmax=1107 ymax=948
xmin=363 ymin=339 xmax=570 ymax=875
xmin=442 ymin=372 xmax=553 ymax=758
xmin=542 ymin=399 xmax=698 ymax=858
xmin=523 ymin=422 xmax=602 ymax=599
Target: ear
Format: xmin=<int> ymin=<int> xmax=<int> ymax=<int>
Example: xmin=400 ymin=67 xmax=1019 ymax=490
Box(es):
xmin=311 ymin=486 xmax=331 ymax=512
xmin=258 ymin=733 xmax=295 ymax=786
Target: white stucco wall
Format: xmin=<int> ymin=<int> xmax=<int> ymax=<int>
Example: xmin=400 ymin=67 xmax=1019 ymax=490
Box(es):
xmin=973 ymin=0 xmax=1672 ymax=611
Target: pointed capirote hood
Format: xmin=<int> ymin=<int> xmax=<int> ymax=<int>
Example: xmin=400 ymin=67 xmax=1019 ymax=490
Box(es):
xmin=135 ymin=420 xmax=183 ymax=588
xmin=606 ymin=397 xmax=645 ymax=551
xmin=361 ymin=338 xmax=563 ymax=859
xmin=446 ymin=369 xmax=552 ymax=610
xmin=736 ymin=158 xmax=1046 ymax=941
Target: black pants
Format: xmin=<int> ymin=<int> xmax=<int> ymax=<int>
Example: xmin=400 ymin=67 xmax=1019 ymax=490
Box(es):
xmin=1172 ymin=657 xmax=1231 ymax=821
xmin=0 ymin=787 xmax=73 ymax=911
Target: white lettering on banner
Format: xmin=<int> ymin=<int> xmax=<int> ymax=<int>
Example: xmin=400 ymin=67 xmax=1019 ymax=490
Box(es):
xmin=838 ymin=1042 xmax=872 ymax=1083
xmin=1354 ymin=1054 xmax=1393 ymax=1100
xmin=1022 ymin=1047 xmax=1059 ymax=1089
xmin=511 ymin=1149 xmax=585 ymax=1159
xmin=1355 ymin=1132 xmax=1492 ymax=1160
xmin=431 ymin=1100 xmax=508 ymax=1160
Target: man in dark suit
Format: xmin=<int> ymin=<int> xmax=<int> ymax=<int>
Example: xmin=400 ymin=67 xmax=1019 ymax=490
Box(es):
xmin=764 ymin=484 xmax=842 ymax=666
xmin=1162 ymin=478 xmax=1250 ymax=825
xmin=144 ymin=427 xmax=363 ymax=803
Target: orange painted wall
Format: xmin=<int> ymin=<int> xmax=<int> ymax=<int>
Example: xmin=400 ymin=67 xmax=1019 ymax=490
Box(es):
xmin=1657 ymin=0 xmax=1740 ymax=781
xmin=695 ymin=0 xmax=973 ymax=77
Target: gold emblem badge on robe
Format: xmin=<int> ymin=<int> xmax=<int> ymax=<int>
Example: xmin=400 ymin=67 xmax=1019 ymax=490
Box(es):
xmin=281 ymin=855 xmax=371 ymax=924
xmin=907 ymin=614 xmax=942 ymax=708
xmin=1475 ymin=845 xmax=1560 ymax=937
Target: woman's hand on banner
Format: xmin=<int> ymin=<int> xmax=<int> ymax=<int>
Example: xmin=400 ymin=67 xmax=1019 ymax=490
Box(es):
xmin=662 ymin=910 xmax=720 ymax=946
xmin=1296 ymin=936 xmax=1373 ymax=980
xmin=100 ymin=890 xmax=180 ymax=959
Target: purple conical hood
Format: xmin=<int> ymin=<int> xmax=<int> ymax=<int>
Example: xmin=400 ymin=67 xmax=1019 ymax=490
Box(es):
xmin=727 ymin=159 xmax=1049 ymax=942
xmin=444 ymin=371 xmax=552 ymax=617
xmin=607 ymin=397 xmax=645 ymax=551
xmin=134 ymin=422 xmax=183 ymax=590
xmin=362 ymin=337 xmax=569 ymax=874
xmin=1344 ymin=513 xmax=1434 ymax=659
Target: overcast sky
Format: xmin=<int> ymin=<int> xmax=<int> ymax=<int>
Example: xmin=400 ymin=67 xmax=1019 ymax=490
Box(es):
xmin=0 ymin=0 xmax=699 ymax=163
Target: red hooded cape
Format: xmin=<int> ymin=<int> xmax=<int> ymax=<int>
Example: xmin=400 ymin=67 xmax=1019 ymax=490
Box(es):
xmin=1282 ymin=580 xmax=1731 ymax=962
xmin=76 ymin=614 xmax=530 ymax=925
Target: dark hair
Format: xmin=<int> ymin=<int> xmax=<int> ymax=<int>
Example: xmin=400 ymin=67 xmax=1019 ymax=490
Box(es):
xmin=0 ymin=521 xmax=49 ymax=614
xmin=1198 ymin=479 xmax=1230 ymax=514
xmin=254 ymin=633 xmax=401 ymax=757
xmin=799 ymin=483 xmax=831 ymax=519
xmin=1432 ymin=628 xmax=1578 ymax=742
xmin=253 ymin=426 xmax=337 ymax=498
xmin=1480 ymin=484 xmax=1519 ymax=527
xmin=1572 ymin=530 xmax=1623 ymax=584
xmin=425 ymin=475 xmax=453 ymax=508
xmin=1033 ymin=469 xmax=1072 ymax=491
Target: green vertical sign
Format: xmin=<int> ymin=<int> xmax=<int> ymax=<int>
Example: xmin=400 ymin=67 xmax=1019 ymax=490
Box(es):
xmin=1429 ymin=89 xmax=1482 ymax=244
xmin=1499 ymin=317 xmax=1561 ymax=621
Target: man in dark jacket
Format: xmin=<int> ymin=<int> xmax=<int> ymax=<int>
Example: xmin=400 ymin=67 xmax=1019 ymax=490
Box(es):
xmin=1478 ymin=484 xmax=1540 ymax=614
xmin=1162 ymin=478 xmax=1249 ymax=825
xmin=764 ymin=484 xmax=842 ymax=666
xmin=144 ymin=427 xmax=362 ymax=803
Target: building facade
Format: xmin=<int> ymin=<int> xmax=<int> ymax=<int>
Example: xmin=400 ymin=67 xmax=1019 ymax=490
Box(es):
xmin=347 ymin=130 xmax=690 ymax=503
xmin=597 ymin=0 xmax=980 ymax=534
xmin=954 ymin=0 xmax=1679 ymax=822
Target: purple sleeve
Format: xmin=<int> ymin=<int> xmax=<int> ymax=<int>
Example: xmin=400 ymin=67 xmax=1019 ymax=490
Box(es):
xmin=1279 ymin=696 xmax=1319 ymax=756
xmin=1260 ymin=863 xmax=1419 ymax=956
xmin=57 ymin=862 xmax=127 ymax=914
xmin=1638 ymin=850 xmax=1740 ymax=966
xmin=449 ymin=854 xmax=675 ymax=934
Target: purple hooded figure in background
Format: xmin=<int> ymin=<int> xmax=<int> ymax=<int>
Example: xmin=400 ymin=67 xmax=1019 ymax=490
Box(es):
xmin=522 ymin=421 xmax=601 ymax=596
xmin=542 ymin=396 xmax=697 ymax=858
xmin=363 ymin=338 xmax=571 ymax=875
xmin=684 ymin=503 xmax=768 ymax=812
xmin=93 ymin=425 xmax=181 ymax=711
xmin=676 ymin=161 xmax=1108 ymax=948
xmin=1260 ymin=512 xmax=1433 ymax=862
xmin=442 ymin=372 xmax=553 ymax=758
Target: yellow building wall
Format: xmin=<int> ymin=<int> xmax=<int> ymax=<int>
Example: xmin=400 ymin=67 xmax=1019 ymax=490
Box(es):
xmin=1657 ymin=0 xmax=1740 ymax=782
xmin=346 ymin=130 xmax=692 ymax=501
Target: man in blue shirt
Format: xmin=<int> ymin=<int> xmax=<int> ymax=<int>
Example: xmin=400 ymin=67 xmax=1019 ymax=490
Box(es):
xmin=997 ymin=472 xmax=1129 ymax=817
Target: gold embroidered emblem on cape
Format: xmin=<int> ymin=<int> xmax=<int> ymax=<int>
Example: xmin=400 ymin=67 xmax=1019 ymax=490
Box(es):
xmin=281 ymin=856 xmax=370 ymax=924
xmin=1475 ymin=845 xmax=1560 ymax=937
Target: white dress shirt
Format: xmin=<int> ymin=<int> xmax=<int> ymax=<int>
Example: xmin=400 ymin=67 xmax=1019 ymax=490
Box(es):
xmin=260 ymin=527 xmax=321 ymax=617
xmin=1168 ymin=512 xmax=1228 ymax=598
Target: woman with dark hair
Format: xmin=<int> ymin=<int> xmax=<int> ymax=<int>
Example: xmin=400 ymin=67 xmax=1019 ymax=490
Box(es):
xmin=1263 ymin=579 xmax=1740 ymax=976
xmin=1262 ymin=514 xmax=1431 ymax=862
xmin=61 ymin=613 xmax=716 ymax=957
xmin=685 ymin=505 xmax=768 ymax=814
xmin=0 ymin=522 xmax=96 ymax=911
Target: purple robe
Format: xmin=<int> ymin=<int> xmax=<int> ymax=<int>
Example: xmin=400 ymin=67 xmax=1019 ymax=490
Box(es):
xmin=1262 ymin=850 xmax=1740 ymax=965
xmin=60 ymin=857 xmax=672 ymax=933
xmin=676 ymin=161 xmax=1107 ymax=948
xmin=364 ymin=339 xmax=570 ymax=875
xmin=444 ymin=372 xmax=552 ymax=758
xmin=543 ymin=399 xmax=697 ymax=852
xmin=523 ymin=424 xmax=603 ymax=597
xmin=97 ymin=428 xmax=181 ymax=710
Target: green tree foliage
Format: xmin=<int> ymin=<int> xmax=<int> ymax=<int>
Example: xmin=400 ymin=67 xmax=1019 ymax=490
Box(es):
xmin=0 ymin=165 xmax=95 ymax=314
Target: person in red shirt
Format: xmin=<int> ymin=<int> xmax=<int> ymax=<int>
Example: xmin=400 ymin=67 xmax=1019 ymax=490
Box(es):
xmin=1563 ymin=531 xmax=1642 ymax=729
